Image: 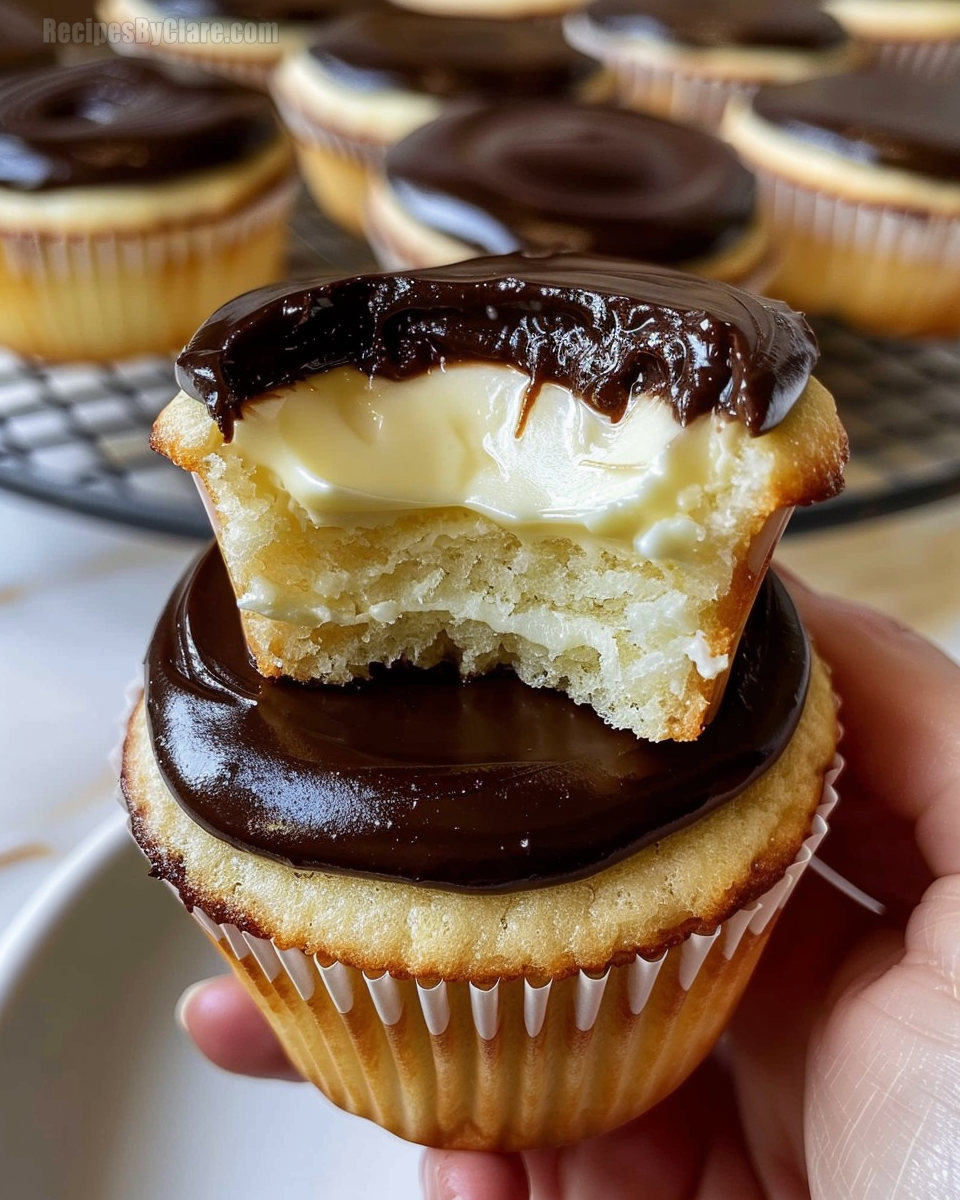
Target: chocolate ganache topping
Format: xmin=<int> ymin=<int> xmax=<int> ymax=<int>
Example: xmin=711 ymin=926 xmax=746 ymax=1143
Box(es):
xmin=0 ymin=60 xmax=278 ymax=191
xmin=384 ymin=101 xmax=756 ymax=260
xmin=175 ymin=255 xmax=817 ymax=439
xmin=752 ymin=71 xmax=960 ymax=182
xmin=584 ymin=0 xmax=848 ymax=51
xmin=308 ymin=14 xmax=593 ymax=97
xmin=147 ymin=0 xmax=387 ymax=20
xmin=145 ymin=546 xmax=810 ymax=892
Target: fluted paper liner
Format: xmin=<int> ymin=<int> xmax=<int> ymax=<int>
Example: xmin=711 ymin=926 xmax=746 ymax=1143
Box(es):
xmin=564 ymin=14 xmax=757 ymax=132
xmin=743 ymin=163 xmax=960 ymax=337
xmin=153 ymin=761 xmax=841 ymax=1151
xmin=0 ymin=174 xmax=295 ymax=361
xmin=862 ymin=37 xmax=960 ymax=82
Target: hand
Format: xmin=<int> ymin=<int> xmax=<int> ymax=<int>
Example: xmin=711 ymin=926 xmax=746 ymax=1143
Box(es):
xmin=178 ymin=578 xmax=960 ymax=1199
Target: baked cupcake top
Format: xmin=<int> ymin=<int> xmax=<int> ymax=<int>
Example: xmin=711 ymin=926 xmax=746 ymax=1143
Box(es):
xmin=307 ymin=13 xmax=595 ymax=98
xmin=174 ymin=253 xmax=817 ymax=438
xmin=0 ymin=59 xmax=280 ymax=191
xmin=382 ymin=101 xmax=757 ymax=263
xmin=579 ymin=0 xmax=849 ymax=51
xmin=751 ymin=70 xmax=960 ymax=182
xmin=0 ymin=2 xmax=57 ymax=76
xmin=144 ymin=544 xmax=809 ymax=891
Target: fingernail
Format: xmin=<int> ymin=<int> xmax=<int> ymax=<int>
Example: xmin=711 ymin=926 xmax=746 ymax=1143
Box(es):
xmin=174 ymin=980 xmax=207 ymax=1035
xmin=419 ymin=1152 xmax=458 ymax=1200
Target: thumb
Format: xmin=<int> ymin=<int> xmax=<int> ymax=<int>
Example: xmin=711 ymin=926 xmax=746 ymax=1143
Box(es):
xmin=808 ymin=880 xmax=960 ymax=1199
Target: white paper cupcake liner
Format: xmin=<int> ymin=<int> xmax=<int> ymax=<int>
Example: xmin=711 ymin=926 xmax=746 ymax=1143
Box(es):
xmin=563 ymin=16 xmax=756 ymax=132
xmin=752 ymin=165 xmax=960 ymax=335
xmin=150 ymin=756 xmax=841 ymax=1149
xmin=0 ymin=174 xmax=296 ymax=282
xmin=0 ymin=174 xmax=296 ymax=360
xmin=273 ymin=96 xmax=388 ymax=167
xmin=867 ymin=37 xmax=960 ymax=81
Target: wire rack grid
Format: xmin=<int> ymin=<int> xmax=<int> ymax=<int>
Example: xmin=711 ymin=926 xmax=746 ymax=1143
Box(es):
xmin=1 ymin=197 xmax=959 ymax=539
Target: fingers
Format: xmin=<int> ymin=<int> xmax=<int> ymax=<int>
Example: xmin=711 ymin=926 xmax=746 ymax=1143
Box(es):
xmin=420 ymin=1151 xmax=527 ymax=1200
xmin=419 ymin=1061 xmax=766 ymax=1200
xmin=176 ymin=975 xmax=303 ymax=1081
xmin=780 ymin=571 xmax=960 ymax=879
xmin=807 ymin=879 xmax=960 ymax=1199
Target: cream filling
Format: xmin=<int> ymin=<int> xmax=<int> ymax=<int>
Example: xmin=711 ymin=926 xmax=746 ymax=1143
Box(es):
xmin=823 ymin=0 xmax=960 ymax=38
xmin=272 ymin=50 xmax=444 ymax=147
xmin=564 ymin=13 xmax=860 ymax=82
xmin=224 ymin=362 xmax=749 ymax=561
xmin=723 ymin=99 xmax=960 ymax=214
xmin=0 ymin=139 xmax=292 ymax=234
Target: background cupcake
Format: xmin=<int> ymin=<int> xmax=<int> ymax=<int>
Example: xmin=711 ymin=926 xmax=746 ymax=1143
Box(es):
xmin=564 ymin=0 xmax=860 ymax=132
xmin=723 ymin=69 xmax=960 ymax=337
xmin=0 ymin=59 xmax=295 ymax=361
xmin=95 ymin=0 xmax=390 ymax=88
xmin=824 ymin=0 xmax=960 ymax=82
xmin=270 ymin=12 xmax=600 ymax=235
xmin=367 ymin=100 xmax=771 ymax=288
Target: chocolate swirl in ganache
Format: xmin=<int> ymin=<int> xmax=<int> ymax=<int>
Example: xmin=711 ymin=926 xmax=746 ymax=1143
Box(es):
xmin=144 ymin=546 xmax=810 ymax=892
xmin=0 ymin=60 xmax=278 ymax=191
xmin=384 ymin=101 xmax=756 ymax=261
xmin=752 ymin=71 xmax=960 ymax=182
xmin=309 ymin=14 xmax=594 ymax=97
xmin=174 ymin=255 xmax=818 ymax=439
xmin=583 ymin=0 xmax=848 ymax=51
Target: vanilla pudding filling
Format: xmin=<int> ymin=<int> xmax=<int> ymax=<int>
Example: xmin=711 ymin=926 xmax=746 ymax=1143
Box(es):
xmin=207 ymin=363 xmax=759 ymax=669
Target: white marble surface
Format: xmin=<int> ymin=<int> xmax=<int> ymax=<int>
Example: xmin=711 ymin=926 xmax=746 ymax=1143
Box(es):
xmin=1 ymin=488 xmax=960 ymax=935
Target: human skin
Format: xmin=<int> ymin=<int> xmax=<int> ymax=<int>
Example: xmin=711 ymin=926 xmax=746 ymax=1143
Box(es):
xmin=178 ymin=576 xmax=960 ymax=1200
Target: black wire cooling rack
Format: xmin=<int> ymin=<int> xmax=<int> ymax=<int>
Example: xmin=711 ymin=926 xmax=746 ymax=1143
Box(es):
xmin=1 ymin=196 xmax=959 ymax=538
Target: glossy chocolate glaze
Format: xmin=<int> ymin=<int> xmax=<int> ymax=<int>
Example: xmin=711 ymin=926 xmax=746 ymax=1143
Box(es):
xmin=175 ymin=254 xmax=816 ymax=439
xmin=584 ymin=0 xmax=848 ymax=51
xmin=145 ymin=546 xmax=810 ymax=892
xmin=149 ymin=0 xmax=387 ymax=19
xmin=0 ymin=3 xmax=57 ymax=75
xmin=309 ymin=14 xmax=593 ymax=97
xmin=0 ymin=60 xmax=278 ymax=191
xmin=752 ymin=71 xmax=960 ymax=182
xmin=385 ymin=101 xmax=756 ymax=260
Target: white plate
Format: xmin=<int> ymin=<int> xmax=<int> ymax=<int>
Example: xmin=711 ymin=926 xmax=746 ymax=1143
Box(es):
xmin=0 ymin=815 xmax=421 ymax=1199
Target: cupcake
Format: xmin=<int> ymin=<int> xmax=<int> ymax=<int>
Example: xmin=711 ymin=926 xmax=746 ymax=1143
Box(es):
xmin=95 ymin=0 xmax=390 ymax=88
xmin=270 ymin=13 xmax=600 ymax=235
xmin=366 ymin=99 xmax=770 ymax=287
xmin=392 ymin=0 xmax=587 ymax=16
xmin=722 ymin=69 xmax=960 ymax=337
xmin=563 ymin=0 xmax=859 ymax=132
xmin=0 ymin=59 xmax=295 ymax=362
xmin=824 ymin=0 xmax=960 ymax=81
xmin=122 ymin=541 xmax=840 ymax=1150
xmin=152 ymin=256 xmax=847 ymax=743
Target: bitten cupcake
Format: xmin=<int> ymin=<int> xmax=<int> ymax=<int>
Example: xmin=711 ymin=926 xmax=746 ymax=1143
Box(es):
xmin=824 ymin=0 xmax=960 ymax=81
xmin=95 ymin=0 xmax=389 ymax=88
xmin=0 ymin=59 xmax=295 ymax=362
xmin=152 ymin=256 xmax=847 ymax=744
xmin=126 ymin=256 xmax=844 ymax=1151
xmin=366 ymin=100 xmax=770 ymax=287
xmin=564 ymin=0 xmax=859 ymax=132
xmin=270 ymin=12 xmax=600 ymax=235
xmin=723 ymin=70 xmax=960 ymax=337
